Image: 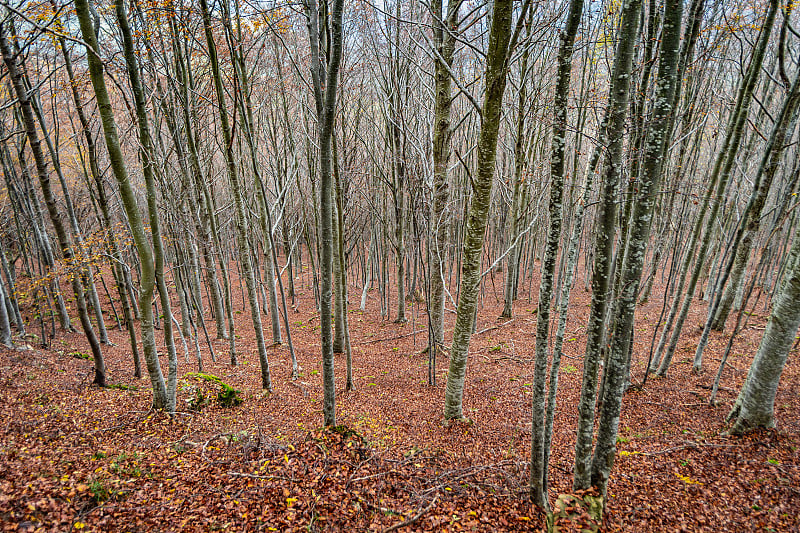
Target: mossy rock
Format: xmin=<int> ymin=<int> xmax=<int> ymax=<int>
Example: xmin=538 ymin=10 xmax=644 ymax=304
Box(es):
xmin=547 ymin=492 xmax=603 ymax=533
xmin=181 ymin=372 xmax=243 ymax=410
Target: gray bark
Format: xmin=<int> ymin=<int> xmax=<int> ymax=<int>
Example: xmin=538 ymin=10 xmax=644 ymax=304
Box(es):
xmin=655 ymin=0 xmax=778 ymax=376
xmin=0 ymin=271 xmax=12 ymax=348
xmin=728 ymin=224 xmax=800 ymax=434
xmin=116 ymin=0 xmax=179 ymax=409
xmin=712 ymin=84 xmax=800 ymax=332
xmin=695 ymin=72 xmax=800 ymax=369
xmin=428 ymin=0 xmax=462 ymax=347
xmin=200 ymin=0 xmax=271 ymax=389
xmin=0 ymin=21 xmax=106 ymax=386
xmin=590 ymin=0 xmax=682 ymax=495
xmin=573 ymin=0 xmax=641 ymax=491
xmin=306 ymin=0 xmax=345 ymax=426
xmin=530 ymin=0 xmax=583 ymax=508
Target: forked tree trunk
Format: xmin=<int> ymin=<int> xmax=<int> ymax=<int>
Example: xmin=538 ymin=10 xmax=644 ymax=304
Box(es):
xmin=529 ymin=0 xmax=583 ymax=508
xmin=73 ymin=0 xmax=169 ymax=406
xmin=573 ymin=0 xmax=641 ymax=492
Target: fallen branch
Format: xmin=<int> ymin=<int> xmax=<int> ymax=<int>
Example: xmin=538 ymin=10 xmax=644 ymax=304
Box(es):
xmin=475 ymin=319 xmax=514 ymax=336
xmin=289 ymin=380 xmax=309 ymax=397
xmin=348 ymin=469 xmax=396 ymax=484
xmin=360 ymin=329 xmax=426 ymax=345
xmin=697 ymin=384 xmax=734 ymax=392
xmin=381 ymin=493 xmax=439 ymax=533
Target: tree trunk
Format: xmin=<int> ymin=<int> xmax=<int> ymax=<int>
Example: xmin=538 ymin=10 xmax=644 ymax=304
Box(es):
xmin=0 ymin=21 xmax=106 ymax=387
xmin=529 ymin=0 xmax=583 ymax=508
xmin=443 ymin=0 xmax=526 ymax=420
xmin=428 ymin=0 xmax=461 ymax=349
xmin=655 ymin=0 xmax=778 ymax=376
xmin=590 ymin=0 xmax=682 ymax=496
xmin=115 ymin=0 xmax=179 ymax=409
xmin=201 ymin=0 xmax=272 ymax=389
xmin=695 ymin=71 xmax=800 ymax=369
xmin=712 ymin=79 xmax=800 ymax=332
xmin=73 ymin=0 xmax=169 ymax=404
xmin=728 ymin=223 xmax=800 ymax=434
xmin=306 ymin=0 xmax=345 ymax=426
xmin=573 ymin=0 xmax=641 ymax=492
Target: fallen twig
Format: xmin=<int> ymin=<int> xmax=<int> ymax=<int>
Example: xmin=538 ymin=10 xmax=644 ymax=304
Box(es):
xmin=381 ymin=492 xmax=439 ymax=533
xmin=348 ymin=469 xmax=397 ymax=484
xmin=289 ymin=380 xmax=309 ymax=397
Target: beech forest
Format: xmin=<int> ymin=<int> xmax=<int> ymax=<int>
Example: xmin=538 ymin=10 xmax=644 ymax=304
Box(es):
xmin=0 ymin=0 xmax=799 ymax=530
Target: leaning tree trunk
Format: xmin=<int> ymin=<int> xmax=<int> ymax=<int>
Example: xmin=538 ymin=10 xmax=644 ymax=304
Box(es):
xmin=443 ymin=0 xmax=526 ymax=420
xmin=654 ymin=0 xmax=778 ymax=376
xmin=694 ymin=71 xmax=800 ymax=370
xmin=170 ymin=19 xmax=231 ymax=349
xmin=59 ymin=36 xmax=141 ymax=377
xmin=223 ymin=6 xmax=283 ymax=347
xmin=712 ymin=77 xmax=800 ymax=332
xmin=0 ymin=21 xmax=106 ymax=387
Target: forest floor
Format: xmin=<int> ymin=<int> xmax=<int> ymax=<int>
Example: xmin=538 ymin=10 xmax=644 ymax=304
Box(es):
xmin=1 ymin=262 xmax=799 ymax=532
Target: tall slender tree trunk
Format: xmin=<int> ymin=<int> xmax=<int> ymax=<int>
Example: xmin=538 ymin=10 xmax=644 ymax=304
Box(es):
xmin=59 ymin=37 xmax=140 ymax=375
xmin=501 ymin=16 xmax=531 ymax=320
xmin=728 ymin=223 xmax=800 ymax=434
xmin=655 ymin=0 xmax=778 ymax=376
xmin=73 ymin=0 xmax=170 ymax=405
xmin=712 ymin=78 xmax=800 ymax=332
xmin=573 ymin=0 xmax=641 ymax=492
xmin=443 ymin=0 xmax=528 ymax=420
xmin=429 ymin=0 xmax=462 ymax=349
xmin=0 ymin=21 xmax=106 ymax=386
xmin=529 ymin=0 xmax=583 ymax=508
xmin=115 ymin=0 xmax=179 ymax=409
xmin=589 ymin=0 xmax=682 ymax=496
xmin=695 ymin=71 xmax=800 ymax=369
xmin=306 ymin=0 xmax=345 ymax=426
xmin=170 ymin=19 xmax=231 ymax=349
xmin=200 ymin=0 xmax=271 ymax=389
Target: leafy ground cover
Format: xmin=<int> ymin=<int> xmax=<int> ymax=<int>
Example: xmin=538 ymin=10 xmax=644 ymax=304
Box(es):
xmin=1 ymin=268 xmax=798 ymax=531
